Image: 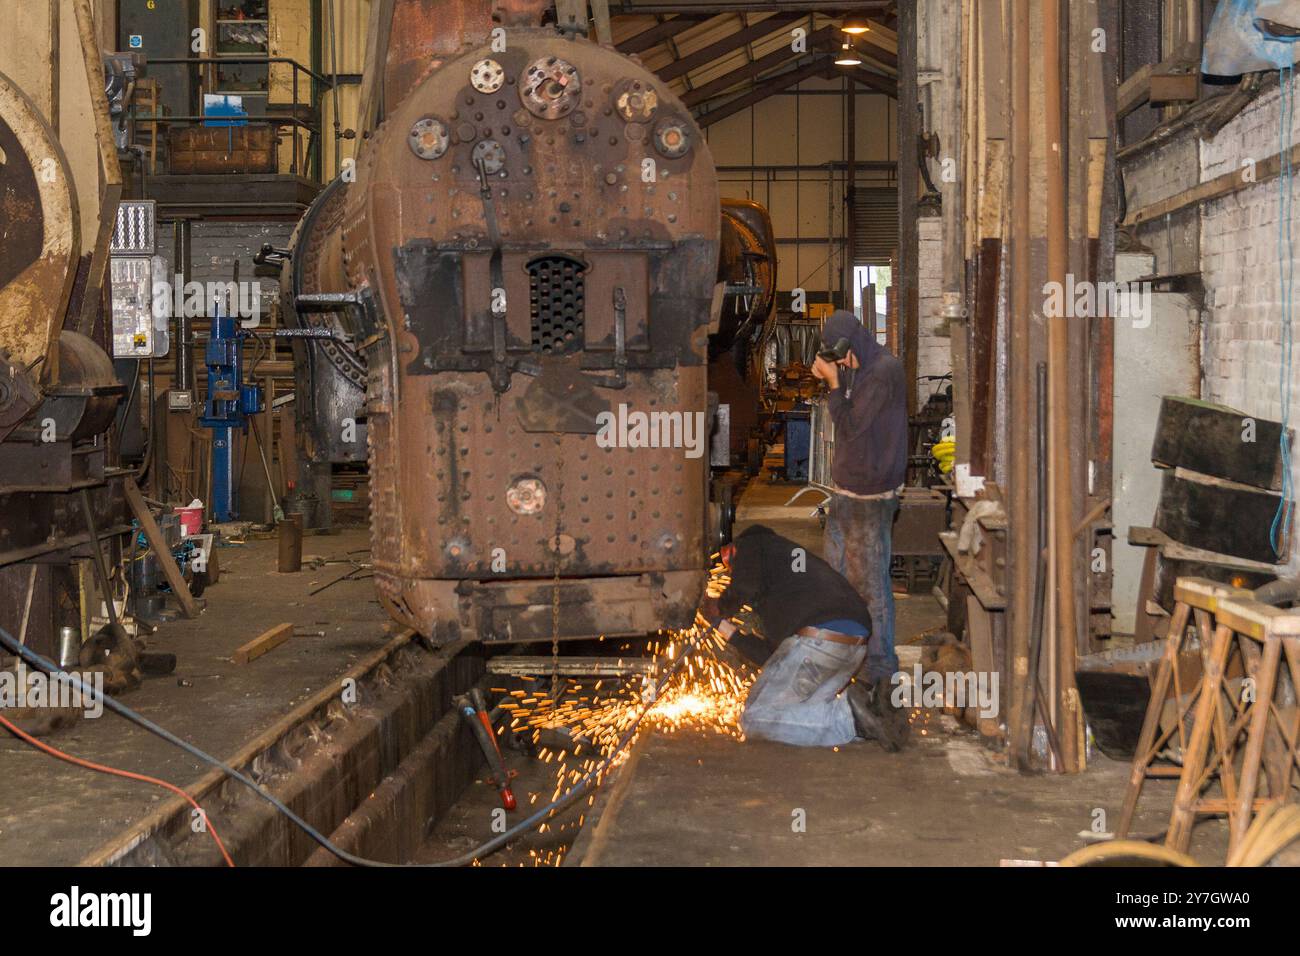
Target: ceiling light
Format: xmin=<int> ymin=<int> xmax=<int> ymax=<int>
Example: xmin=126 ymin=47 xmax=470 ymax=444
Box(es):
xmin=835 ymin=42 xmax=863 ymax=66
xmin=841 ymin=15 xmax=871 ymax=34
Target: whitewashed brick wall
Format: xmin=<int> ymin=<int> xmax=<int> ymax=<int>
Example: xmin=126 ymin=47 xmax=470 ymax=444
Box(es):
xmin=1199 ymin=75 xmax=1300 ymax=569
xmin=916 ymin=214 xmax=950 ymax=403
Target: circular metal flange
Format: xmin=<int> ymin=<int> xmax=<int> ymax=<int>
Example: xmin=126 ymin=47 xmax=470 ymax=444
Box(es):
xmin=471 ymin=139 xmax=506 ymax=175
xmin=469 ymin=58 xmax=506 ymax=94
xmin=614 ymin=80 xmax=658 ymax=123
xmin=653 ymin=117 xmax=691 ymax=159
xmin=506 ymin=477 xmax=547 ymax=515
xmin=408 ymin=116 xmax=449 ymax=159
xmin=520 ymin=56 xmax=582 ymax=120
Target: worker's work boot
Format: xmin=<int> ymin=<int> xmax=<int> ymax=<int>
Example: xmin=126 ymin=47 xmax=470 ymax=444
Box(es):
xmin=871 ymin=676 xmax=911 ymax=751
xmin=846 ymin=681 xmax=895 ymax=751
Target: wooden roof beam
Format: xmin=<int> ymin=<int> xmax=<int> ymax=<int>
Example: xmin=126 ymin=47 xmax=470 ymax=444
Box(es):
xmin=616 ymin=14 xmax=712 ymax=54
xmin=847 ymin=64 xmax=897 ymax=97
xmin=682 ymin=24 xmax=837 ymax=107
xmin=696 ymin=56 xmax=831 ymax=128
xmin=657 ymin=12 xmax=802 ymax=82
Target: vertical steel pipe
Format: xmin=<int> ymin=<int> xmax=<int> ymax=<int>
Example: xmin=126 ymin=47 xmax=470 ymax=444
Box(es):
xmin=1007 ymin=0 xmax=1035 ymax=767
xmin=1044 ymin=0 xmax=1081 ymax=772
xmin=172 ymin=218 xmax=192 ymax=394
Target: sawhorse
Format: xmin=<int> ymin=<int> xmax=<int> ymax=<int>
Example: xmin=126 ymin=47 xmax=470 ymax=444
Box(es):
xmin=1117 ymin=576 xmax=1300 ymax=856
xmin=1116 ymin=577 xmax=1249 ymax=842
xmin=1172 ymin=595 xmax=1300 ymax=853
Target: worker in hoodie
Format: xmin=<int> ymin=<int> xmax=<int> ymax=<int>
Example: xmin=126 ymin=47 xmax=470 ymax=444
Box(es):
xmin=811 ymin=309 xmax=908 ymax=725
xmin=701 ymin=524 xmax=908 ymax=750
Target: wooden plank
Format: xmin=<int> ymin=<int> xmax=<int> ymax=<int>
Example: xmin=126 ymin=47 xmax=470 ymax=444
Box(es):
xmin=1215 ymin=598 xmax=1300 ymax=642
xmin=696 ymin=57 xmax=829 ymax=129
xmin=1117 ymin=63 xmax=1153 ymax=118
xmin=123 ymin=477 xmax=198 ymax=619
xmin=939 ymin=532 xmax=1007 ymax=610
xmin=969 ymin=238 xmax=1000 ymax=475
xmin=965 ymin=595 xmax=999 ymax=737
xmin=1152 ymin=396 xmax=1291 ymax=492
xmin=1154 ymin=470 xmax=1290 ymax=566
xmin=617 ymin=14 xmax=708 ymax=54
xmin=233 ymin=622 xmax=295 ymax=665
xmin=590 ymin=0 xmax=613 ymax=46
xmin=657 ymin=13 xmax=800 ymax=82
xmin=1125 ymin=139 xmax=1300 ymax=227
xmin=1171 ymin=576 xmax=1254 ymax=614
xmin=1149 ymin=71 xmax=1198 ymax=104
xmin=681 ymin=25 xmax=835 ymax=107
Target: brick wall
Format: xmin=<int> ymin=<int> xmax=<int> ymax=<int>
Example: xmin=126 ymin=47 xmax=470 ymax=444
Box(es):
xmin=156 ymin=220 xmax=295 ymax=327
xmin=916 ymin=214 xmax=950 ymax=403
xmin=1198 ymin=76 xmax=1300 ymax=568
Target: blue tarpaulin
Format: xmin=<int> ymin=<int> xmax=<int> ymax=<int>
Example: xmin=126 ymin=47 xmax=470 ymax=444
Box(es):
xmin=1204 ymin=0 xmax=1300 ymax=75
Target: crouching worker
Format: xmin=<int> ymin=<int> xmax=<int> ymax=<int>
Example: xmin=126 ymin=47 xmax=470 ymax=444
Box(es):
xmin=701 ymin=524 xmax=909 ymax=751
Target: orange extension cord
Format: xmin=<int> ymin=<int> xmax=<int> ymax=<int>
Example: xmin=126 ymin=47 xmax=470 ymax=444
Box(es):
xmin=0 ymin=712 xmax=235 ymax=867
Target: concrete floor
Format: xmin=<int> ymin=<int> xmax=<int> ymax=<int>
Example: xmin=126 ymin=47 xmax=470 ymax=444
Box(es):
xmin=0 ymin=527 xmax=393 ymax=866
xmin=569 ymin=470 xmax=1235 ymax=867
xmin=0 ymin=473 xmax=1239 ymax=867
xmin=574 ymin=721 xmax=1230 ymax=866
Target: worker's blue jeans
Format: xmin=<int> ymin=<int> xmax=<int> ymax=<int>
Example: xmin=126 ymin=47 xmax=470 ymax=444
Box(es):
xmin=740 ymin=633 xmax=867 ymax=747
xmin=823 ymin=492 xmax=899 ymax=683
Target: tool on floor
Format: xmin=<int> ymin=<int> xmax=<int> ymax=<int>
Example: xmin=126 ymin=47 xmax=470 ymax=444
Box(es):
xmin=459 ymin=688 xmax=517 ymax=811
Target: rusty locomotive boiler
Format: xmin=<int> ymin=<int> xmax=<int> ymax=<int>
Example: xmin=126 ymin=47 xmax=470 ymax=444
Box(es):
xmin=287 ymin=1 xmax=722 ymax=644
xmin=1 ymin=36 xmax=129 ymax=664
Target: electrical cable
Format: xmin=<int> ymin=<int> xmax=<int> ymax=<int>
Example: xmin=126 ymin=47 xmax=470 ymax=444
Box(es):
xmin=0 ymin=622 xmax=698 ymax=867
xmin=0 ymin=711 xmax=234 ymax=867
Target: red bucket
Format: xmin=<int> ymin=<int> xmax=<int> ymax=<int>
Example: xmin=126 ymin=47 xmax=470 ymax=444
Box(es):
xmin=174 ymin=503 xmax=204 ymax=537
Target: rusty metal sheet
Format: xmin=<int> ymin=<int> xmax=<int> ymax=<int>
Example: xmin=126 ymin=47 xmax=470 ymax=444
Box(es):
xmin=300 ymin=14 xmax=720 ymax=642
xmin=0 ymin=69 xmax=78 ymax=376
xmin=515 ymin=362 xmax=611 ymax=433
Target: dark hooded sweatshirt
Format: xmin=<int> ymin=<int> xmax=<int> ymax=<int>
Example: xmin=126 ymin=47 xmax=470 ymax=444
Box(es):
xmin=821 ymin=310 xmax=908 ymax=496
xmin=718 ymin=525 xmax=873 ymax=647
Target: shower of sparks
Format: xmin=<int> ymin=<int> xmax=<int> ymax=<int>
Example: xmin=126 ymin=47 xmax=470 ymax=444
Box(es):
xmin=490 ymin=559 xmax=755 ymax=865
